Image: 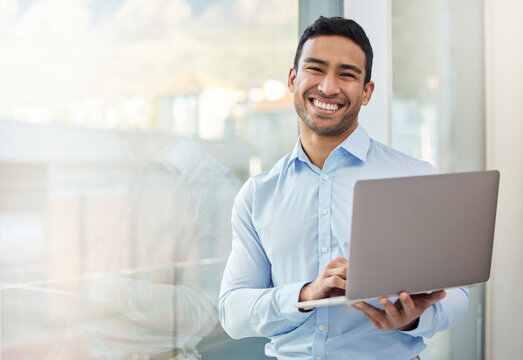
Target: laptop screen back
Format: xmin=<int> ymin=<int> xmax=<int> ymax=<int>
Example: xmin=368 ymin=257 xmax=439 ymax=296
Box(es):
xmin=346 ymin=170 xmax=499 ymax=301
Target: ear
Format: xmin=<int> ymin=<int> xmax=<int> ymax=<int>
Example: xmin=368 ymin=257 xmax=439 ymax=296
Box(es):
xmin=361 ymin=81 xmax=375 ymax=106
xmin=288 ymin=68 xmax=297 ymax=93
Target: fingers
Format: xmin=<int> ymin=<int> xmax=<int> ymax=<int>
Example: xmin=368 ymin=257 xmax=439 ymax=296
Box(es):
xmin=323 ymin=265 xmax=347 ymax=280
xmin=353 ymin=302 xmax=390 ymax=330
xmin=304 ymin=275 xmax=346 ymax=301
xmin=396 ymin=290 xmax=446 ymax=320
xmin=324 ymin=256 xmax=348 ymax=276
xmin=299 ymin=257 xmax=349 ymax=302
xmin=330 ymin=256 xmax=348 ymax=265
xmin=402 ymin=290 xmax=446 ymax=311
xmin=409 ymin=290 xmax=446 ymax=302
xmin=320 ymin=258 xmax=347 ymax=295
xmin=354 ymin=299 xmax=415 ymax=330
xmin=379 ymin=297 xmax=402 ymax=323
xmin=398 ymin=292 xmax=416 ymax=314
xmin=365 ymin=299 xmax=406 ymax=330
xmin=319 ymin=274 xmax=346 ymax=296
xmin=353 ymin=291 xmax=447 ymax=331
xmin=430 ymin=290 xmax=446 ymax=301
xmin=323 ymin=257 xmax=347 ymax=271
xmin=324 ymin=257 xmax=347 ymax=270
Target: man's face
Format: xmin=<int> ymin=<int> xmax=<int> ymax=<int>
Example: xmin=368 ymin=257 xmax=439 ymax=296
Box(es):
xmin=288 ymin=35 xmax=374 ymax=137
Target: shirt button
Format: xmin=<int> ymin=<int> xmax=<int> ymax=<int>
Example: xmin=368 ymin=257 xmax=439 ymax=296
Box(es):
xmin=323 ymin=174 xmax=330 ymax=181
xmin=318 ymin=324 xmax=325 ymax=331
xmin=321 ymin=247 xmax=328 ymax=253
xmin=321 ymin=209 xmax=328 ymax=215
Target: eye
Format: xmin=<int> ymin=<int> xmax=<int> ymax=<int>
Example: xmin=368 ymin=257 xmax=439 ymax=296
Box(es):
xmin=307 ymin=67 xmax=323 ymax=73
xmin=340 ymin=73 xmax=356 ymax=78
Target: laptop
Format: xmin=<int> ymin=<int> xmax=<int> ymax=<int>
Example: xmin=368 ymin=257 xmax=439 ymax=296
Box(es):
xmin=295 ymin=170 xmax=500 ymax=310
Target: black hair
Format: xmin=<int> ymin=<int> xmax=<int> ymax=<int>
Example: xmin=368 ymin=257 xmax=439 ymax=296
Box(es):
xmin=293 ymin=16 xmax=373 ymax=85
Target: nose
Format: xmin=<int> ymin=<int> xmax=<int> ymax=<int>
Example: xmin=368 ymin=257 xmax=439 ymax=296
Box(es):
xmin=317 ymin=72 xmax=340 ymax=96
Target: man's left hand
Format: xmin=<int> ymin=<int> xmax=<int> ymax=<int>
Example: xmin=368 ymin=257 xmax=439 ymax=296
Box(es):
xmin=351 ymin=290 xmax=446 ymax=331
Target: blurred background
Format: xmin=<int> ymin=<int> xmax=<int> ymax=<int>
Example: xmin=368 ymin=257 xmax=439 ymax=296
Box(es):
xmin=0 ymin=0 xmax=521 ymax=359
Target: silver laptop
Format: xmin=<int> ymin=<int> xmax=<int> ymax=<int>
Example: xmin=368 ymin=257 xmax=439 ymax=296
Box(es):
xmin=295 ymin=170 xmax=499 ymax=310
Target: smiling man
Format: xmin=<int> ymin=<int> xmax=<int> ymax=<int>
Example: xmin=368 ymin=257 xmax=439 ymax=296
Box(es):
xmin=218 ymin=17 xmax=469 ymax=360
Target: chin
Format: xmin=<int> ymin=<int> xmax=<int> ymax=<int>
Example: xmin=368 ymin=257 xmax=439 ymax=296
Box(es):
xmin=308 ymin=120 xmax=355 ymax=137
xmin=308 ymin=125 xmax=347 ymax=136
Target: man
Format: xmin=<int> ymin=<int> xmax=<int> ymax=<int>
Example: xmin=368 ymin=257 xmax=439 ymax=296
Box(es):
xmin=218 ymin=16 xmax=468 ymax=360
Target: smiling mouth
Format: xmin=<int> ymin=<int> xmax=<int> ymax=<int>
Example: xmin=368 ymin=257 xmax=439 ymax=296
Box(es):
xmin=309 ymin=98 xmax=345 ymax=113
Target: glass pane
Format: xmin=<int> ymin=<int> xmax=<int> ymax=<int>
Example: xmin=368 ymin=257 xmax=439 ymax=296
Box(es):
xmin=391 ymin=0 xmax=485 ymax=359
xmin=0 ymin=1 xmax=297 ymax=359
xmin=391 ymin=0 xmax=445 ymax=169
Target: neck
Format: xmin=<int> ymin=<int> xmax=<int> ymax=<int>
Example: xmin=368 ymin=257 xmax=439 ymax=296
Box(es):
xmin=299 ymin=122 xmax=358 ymax=169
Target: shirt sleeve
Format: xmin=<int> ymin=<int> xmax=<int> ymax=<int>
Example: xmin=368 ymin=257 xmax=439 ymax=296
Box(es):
xmin=218 ymin=179 xmax=313 ymax=339
xmin=400 ymin=287 xmax=469 ymax=338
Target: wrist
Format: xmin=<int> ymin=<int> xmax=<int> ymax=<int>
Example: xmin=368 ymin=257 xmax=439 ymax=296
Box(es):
xmin=298 ymin=283 xmax=314 ymax=312
xmin=299 ymin=282 xmax=311 ymax=302
xmin=399 ymin=317 xmax=420 ymax=331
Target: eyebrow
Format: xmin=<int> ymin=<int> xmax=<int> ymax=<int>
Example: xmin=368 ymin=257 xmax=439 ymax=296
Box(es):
xmin=303 ymin=57 xmax=362 ymax=74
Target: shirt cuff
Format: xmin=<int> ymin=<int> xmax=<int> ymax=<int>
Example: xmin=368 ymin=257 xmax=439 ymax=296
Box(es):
xmin=276 ymin=281 xmax=315 ymax=325
xmin=400 ymin=304 xmax=436 ymax=337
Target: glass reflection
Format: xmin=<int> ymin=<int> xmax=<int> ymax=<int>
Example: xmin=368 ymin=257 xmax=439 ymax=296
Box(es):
xmin=2 ymin=138 xmax=242 ymax=359
xmin=78 ymin=139 xmax=241 ymax=359
xmin=0 ymin=0 xmax=297 ymax=358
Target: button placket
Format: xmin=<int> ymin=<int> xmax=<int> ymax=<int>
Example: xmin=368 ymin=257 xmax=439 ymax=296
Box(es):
xmin=317 ymin=177 xmax=331 ymax=270
xmin=313 ymin=164 xmax=335 ymax=360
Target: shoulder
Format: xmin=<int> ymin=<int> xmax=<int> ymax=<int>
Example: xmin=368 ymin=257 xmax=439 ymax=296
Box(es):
xmin=368 ymin=139 xmax=437 ymax=176
xmin=234 ymin=152 xmax=293 ymax=205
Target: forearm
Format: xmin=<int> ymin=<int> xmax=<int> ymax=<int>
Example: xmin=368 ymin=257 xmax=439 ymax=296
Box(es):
xmin=403 ymin=287 xmax=469 ymax=338
xmin=218 ymin=282 xmax=313 ymax=339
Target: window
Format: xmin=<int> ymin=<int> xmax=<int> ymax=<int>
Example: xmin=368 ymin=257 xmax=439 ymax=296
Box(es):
xmin=0 ymin=1 xmax=297 ymax=358
xmin=391 ymin=1 xmax=486 ymax=359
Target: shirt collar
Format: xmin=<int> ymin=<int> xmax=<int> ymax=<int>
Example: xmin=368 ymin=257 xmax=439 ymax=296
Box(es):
xmin=288 ymin=136 xmax=310 ymax=165
xmin=286 ymin=124 xmax=371 ymax=171
xmin=338 ymin=124 xmax=371 ymax=162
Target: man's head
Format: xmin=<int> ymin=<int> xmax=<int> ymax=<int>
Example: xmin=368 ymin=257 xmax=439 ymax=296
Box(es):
xmin=288 ymin=17 xmax=375 ymax=138
xmin=294 ymin=16 xmax=373 ymax=85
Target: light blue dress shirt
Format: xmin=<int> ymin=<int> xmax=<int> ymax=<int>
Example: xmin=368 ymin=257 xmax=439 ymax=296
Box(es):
xmin=219 ymin=125 xmax=469 ymax=360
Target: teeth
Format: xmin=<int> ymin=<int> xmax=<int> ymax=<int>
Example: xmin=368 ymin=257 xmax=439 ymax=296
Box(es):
xmin=313 ymin=99 xmax=339 ymax=111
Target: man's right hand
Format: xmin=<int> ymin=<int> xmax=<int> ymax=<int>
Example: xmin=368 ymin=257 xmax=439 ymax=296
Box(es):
xmin=299 ymin=257 xmax=347 ymax=304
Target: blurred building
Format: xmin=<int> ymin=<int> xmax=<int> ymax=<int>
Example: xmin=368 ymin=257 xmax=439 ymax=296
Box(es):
xmin=156 ymin=73 xmax=247 ymax=139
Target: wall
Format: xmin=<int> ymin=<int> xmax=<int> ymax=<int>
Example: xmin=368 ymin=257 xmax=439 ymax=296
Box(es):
xmin=484 ymin=0 xmax=523 ymax=358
